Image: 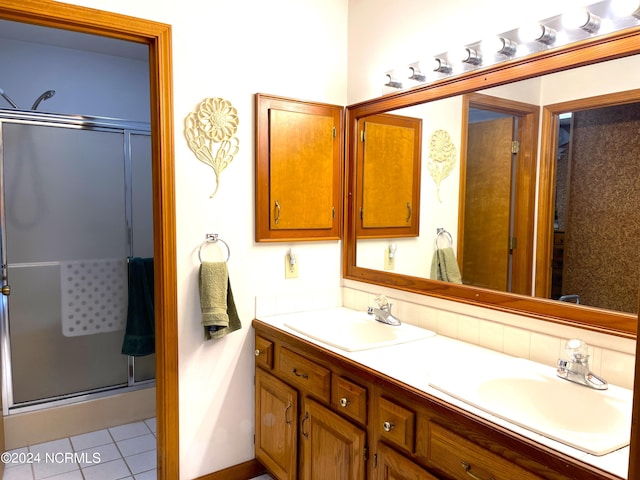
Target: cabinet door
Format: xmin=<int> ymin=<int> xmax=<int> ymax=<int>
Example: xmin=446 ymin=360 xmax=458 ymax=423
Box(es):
xmin=300 ymin=397 xmax=366 ymax=480
xmin=356 ymin=113 xmax=422 ymax=238
xmin=256 ymin=94 xmax=343 ymax=241
xmin=375 ymin=443 xmax=438 ymax=480
xmin=255 ymin=368 xmax=298 ymax=480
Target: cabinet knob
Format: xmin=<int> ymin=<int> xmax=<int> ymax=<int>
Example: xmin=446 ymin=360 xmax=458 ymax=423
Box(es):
xmin=383 ymin=421 xmax=395 ymax=432
xmin=339 ymin=397 xmax=350 ymax=408
xmin=254 ymin=349 xmax=261 ymax=356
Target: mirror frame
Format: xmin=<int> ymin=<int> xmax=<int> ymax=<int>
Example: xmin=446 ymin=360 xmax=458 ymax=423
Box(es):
xmin=344 ymin=26 xmax=640 ymax=338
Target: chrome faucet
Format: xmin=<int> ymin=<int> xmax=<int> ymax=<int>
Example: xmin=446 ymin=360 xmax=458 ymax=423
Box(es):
xmin=557 ymin=339 xmax=607 ymax=390
xmin=367 ymin=295 xmax=401 ymax=326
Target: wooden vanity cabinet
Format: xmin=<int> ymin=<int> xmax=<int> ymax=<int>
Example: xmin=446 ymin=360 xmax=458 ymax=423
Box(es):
xmin=254 ymin=332 xmax=369 ymax=480
xmin=254 ymin=321 xmax=621 ymax=480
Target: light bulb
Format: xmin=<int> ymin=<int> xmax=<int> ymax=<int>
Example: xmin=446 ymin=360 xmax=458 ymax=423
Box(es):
xmin=562 ymin=8 xmax=601 ymax=33
xmin=432 ymin=57 xmax=451 ymax=73
xmin=383 ymin=73 xmax=402 ymax=89
xmin=454 ymin=47 xmax=481 ymax=65
xmin=518 ymin=22 xmax=556 ymax=44
xmin=482 ymin=36 xmax=517 ymax=56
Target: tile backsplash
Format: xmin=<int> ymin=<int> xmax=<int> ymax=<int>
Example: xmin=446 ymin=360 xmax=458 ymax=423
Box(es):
xmin=253 ymin=283 xmax=636 ymax=389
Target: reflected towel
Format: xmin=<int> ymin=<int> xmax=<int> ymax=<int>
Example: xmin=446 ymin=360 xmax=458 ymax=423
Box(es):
xmin=199 ymin=261 xmax=242 ymax=340
xmin=121 ymin=257 xmax=155 ymax=356
xmin=430 ymin=247 xmax=462 ymax=284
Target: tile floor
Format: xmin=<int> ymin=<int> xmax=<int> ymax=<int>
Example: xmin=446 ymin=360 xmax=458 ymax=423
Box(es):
xmin=2 ymin=419 xmax=157 ymax=480
xmin=2 ymin=419 xmax=272 ymax=480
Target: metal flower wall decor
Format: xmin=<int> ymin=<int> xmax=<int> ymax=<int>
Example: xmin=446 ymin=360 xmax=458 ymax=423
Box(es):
xmin=426 ymin=129 xmax=457 ymax=203
xmin=185 ymin=97 xmax=240 ymax=197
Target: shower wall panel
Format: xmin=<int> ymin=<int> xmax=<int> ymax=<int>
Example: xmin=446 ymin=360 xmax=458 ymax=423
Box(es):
xmin=3 ymin=123 xmax=132 ymax=405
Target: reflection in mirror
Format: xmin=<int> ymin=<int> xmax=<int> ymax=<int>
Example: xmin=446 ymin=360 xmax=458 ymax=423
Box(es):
xmin=347 ymin=47 xmax=640 ymax=334
xmin=538 ymin=91 xmax=640 ymax=315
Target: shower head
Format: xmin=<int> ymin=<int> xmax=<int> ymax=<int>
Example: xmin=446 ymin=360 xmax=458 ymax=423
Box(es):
xmin=31 ymin=89 xmax=55 ymax=110
xmin=0 ymin=87 xmax=19 ymax=109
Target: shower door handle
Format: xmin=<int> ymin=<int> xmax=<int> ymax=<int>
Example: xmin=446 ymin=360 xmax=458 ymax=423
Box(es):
xmin=1 ymin=284 xmax=10 ymax=296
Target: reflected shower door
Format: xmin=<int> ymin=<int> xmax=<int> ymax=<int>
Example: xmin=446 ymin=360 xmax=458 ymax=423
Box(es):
xmin=2 ymin=123 xmax=130 ymax=406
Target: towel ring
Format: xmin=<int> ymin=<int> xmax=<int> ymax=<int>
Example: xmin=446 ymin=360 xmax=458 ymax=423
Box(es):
xmin=198 ymin=234 xmax=231 ymax=263
xmin=434 ymin=228 xmax=453 ymax=249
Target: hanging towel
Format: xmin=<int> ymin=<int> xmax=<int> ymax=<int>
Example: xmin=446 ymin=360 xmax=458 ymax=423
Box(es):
xmin=199 ymin=261 xmax=242 ymax=340
xmin=121 ymin=257 xmax=155 ymax=356
xmin=430 ymin=247 xmax=462 ymax=284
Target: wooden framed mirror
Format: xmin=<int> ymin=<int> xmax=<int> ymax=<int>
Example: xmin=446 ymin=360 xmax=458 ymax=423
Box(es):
xmin=344 ymin=25 xmax=640 ymax=338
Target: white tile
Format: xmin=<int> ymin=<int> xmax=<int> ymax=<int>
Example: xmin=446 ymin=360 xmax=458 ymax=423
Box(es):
xmin=457 ymin=315 xmax=479 ymax=344
xmin=436 ymin=310 xmax=458 ymax=338
xmin=29 ymin=439 xmax=72 ymax=456
xmin=133 ymin=470 xmax=156 ymax=480
xmin=143 ymin=418 xmax=156 ymax=434
xmin=81 ymin=458 xmax=131 ymax=480
xmin=116 ymin=434 xmax=155 ymax=457
xmin=2 ymin=463 xmax=34 ymax=479
xmin=77 ymin=443 xmax=122 ymax=467
xmin=530 ymin=332 xmax=562 ymax=366
xmin=478 ymin=320 xmax=503 ymax=352
xmin=123 ymin=450 xmax=156 ymax=475
xmin=108 ymin=422 xmax=151 ymax=441
xmin=41 ymin=470 xmax=84 ymax=480
xmin=31 ymin=459 xmax=78 ymax=480
xmin=503 ymin=326 xmax=530 ymax=358
xmin=29 ymin=439 xmax=79 ymax=480
xmin=70 ymin=429 xmax=113 ymax=451
xmin=601 ymin=349 xmax=636 ymax=389
xmin=3 ymin=447 xmax=30 ymax=469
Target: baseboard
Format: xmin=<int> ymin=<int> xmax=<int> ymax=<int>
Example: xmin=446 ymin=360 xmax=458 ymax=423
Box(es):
xmin=195 ymin=459 xmax=267 ymax=480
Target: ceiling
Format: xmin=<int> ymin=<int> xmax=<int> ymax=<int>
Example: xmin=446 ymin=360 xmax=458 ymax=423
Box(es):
xmin=0 ymin=19 xmax=148 ymax=60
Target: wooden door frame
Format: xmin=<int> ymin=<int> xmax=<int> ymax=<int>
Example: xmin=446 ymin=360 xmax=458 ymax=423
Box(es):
xmin=459 ymin=93 xmax=539 ymax=295
xmin=0 ymin=1 xmax=178 ymax=478
xmin=536 ymin=88 xmax=640 ymax=298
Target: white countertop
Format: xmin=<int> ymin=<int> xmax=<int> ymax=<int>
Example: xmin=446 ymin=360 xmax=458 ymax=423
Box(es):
xmin=256 ymin=307 xmax=630 ymax=479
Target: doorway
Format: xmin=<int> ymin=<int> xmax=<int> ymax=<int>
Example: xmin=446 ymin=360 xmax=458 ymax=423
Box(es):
xmin=459 ymin=93 xmax=539 ymax=295
xmin=0 ymin=2 xmax=177 ymax=478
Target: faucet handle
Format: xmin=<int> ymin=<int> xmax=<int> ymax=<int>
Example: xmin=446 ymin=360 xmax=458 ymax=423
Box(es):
xmin=565 ymin=338 xmax=589 ymax=362
xmin=374 ymin=294 xmax=389 ymax=309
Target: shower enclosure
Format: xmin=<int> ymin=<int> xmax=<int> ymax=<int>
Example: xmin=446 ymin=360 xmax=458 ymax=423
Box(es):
xmin=0 ymin=109 xmax=154 ymax=413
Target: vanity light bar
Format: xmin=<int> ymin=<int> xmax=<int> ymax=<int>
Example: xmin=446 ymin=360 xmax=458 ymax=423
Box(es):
xmin=384 ymin=0 xmax=640 ymax=90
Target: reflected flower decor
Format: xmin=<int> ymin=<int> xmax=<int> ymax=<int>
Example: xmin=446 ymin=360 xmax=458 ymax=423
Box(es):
xmin=427 ymin=129 xmax=457 ymax=203
xmin=184 ymin=97 xmax=240 ymax=198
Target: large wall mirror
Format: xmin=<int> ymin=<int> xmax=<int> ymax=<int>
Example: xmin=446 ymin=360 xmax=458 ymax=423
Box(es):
xmin=344 ymin=26 xmax=640 ymax=337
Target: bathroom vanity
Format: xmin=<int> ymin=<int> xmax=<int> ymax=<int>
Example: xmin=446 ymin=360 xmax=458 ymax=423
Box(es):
xmin=253 ymin=309 xmax=629 ymax=480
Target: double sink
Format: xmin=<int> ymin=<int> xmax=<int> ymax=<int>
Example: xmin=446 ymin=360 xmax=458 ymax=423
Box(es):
xmin=282 ymin=307 xmax=632 ymax=457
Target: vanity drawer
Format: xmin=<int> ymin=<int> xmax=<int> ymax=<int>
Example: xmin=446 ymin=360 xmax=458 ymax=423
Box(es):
xmin=427 ymin=422 xmax=543 ymax=480
xmin=377 ymin=396 xmax=415 ymax=453
xmin=254 ymin=336 xmax=273 ymax=370
xmin=277 ymin=347 xmax=331 ymax=402
xmin=331 ymin=376 xmax=367 ymax=424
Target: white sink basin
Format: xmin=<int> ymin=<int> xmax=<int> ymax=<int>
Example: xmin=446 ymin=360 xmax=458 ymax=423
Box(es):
xmin=429 ymin=357 xmax=632 ymax=456
xmin=283 ymin=308 xmax=435 ymax=352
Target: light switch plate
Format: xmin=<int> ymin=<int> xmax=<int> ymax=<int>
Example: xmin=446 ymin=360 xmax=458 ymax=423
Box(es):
xmin=285 ymin=253 xmax=299 ymax=279
xmin=383 ymin=247 xmax=395 ymax=270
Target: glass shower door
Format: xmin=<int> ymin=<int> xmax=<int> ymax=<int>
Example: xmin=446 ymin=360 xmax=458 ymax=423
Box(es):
xmin=2 ymin=122 xmax=130 ymax=406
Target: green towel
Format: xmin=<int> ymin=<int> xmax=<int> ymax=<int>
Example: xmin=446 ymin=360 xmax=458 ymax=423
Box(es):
xmin=430 ymin=247 xmax=462 ymax=284
xmin=121 ymin=257 xmax=155 ymax=356
xmin=199 ymin=261 xmax=242 ymax=340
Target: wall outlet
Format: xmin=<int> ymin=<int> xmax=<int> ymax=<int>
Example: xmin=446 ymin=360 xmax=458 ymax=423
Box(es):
xmin=285 ymin=252 xmax=299 ymax=279
xmin=383 ymin=247 xmax=395 ymax=270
